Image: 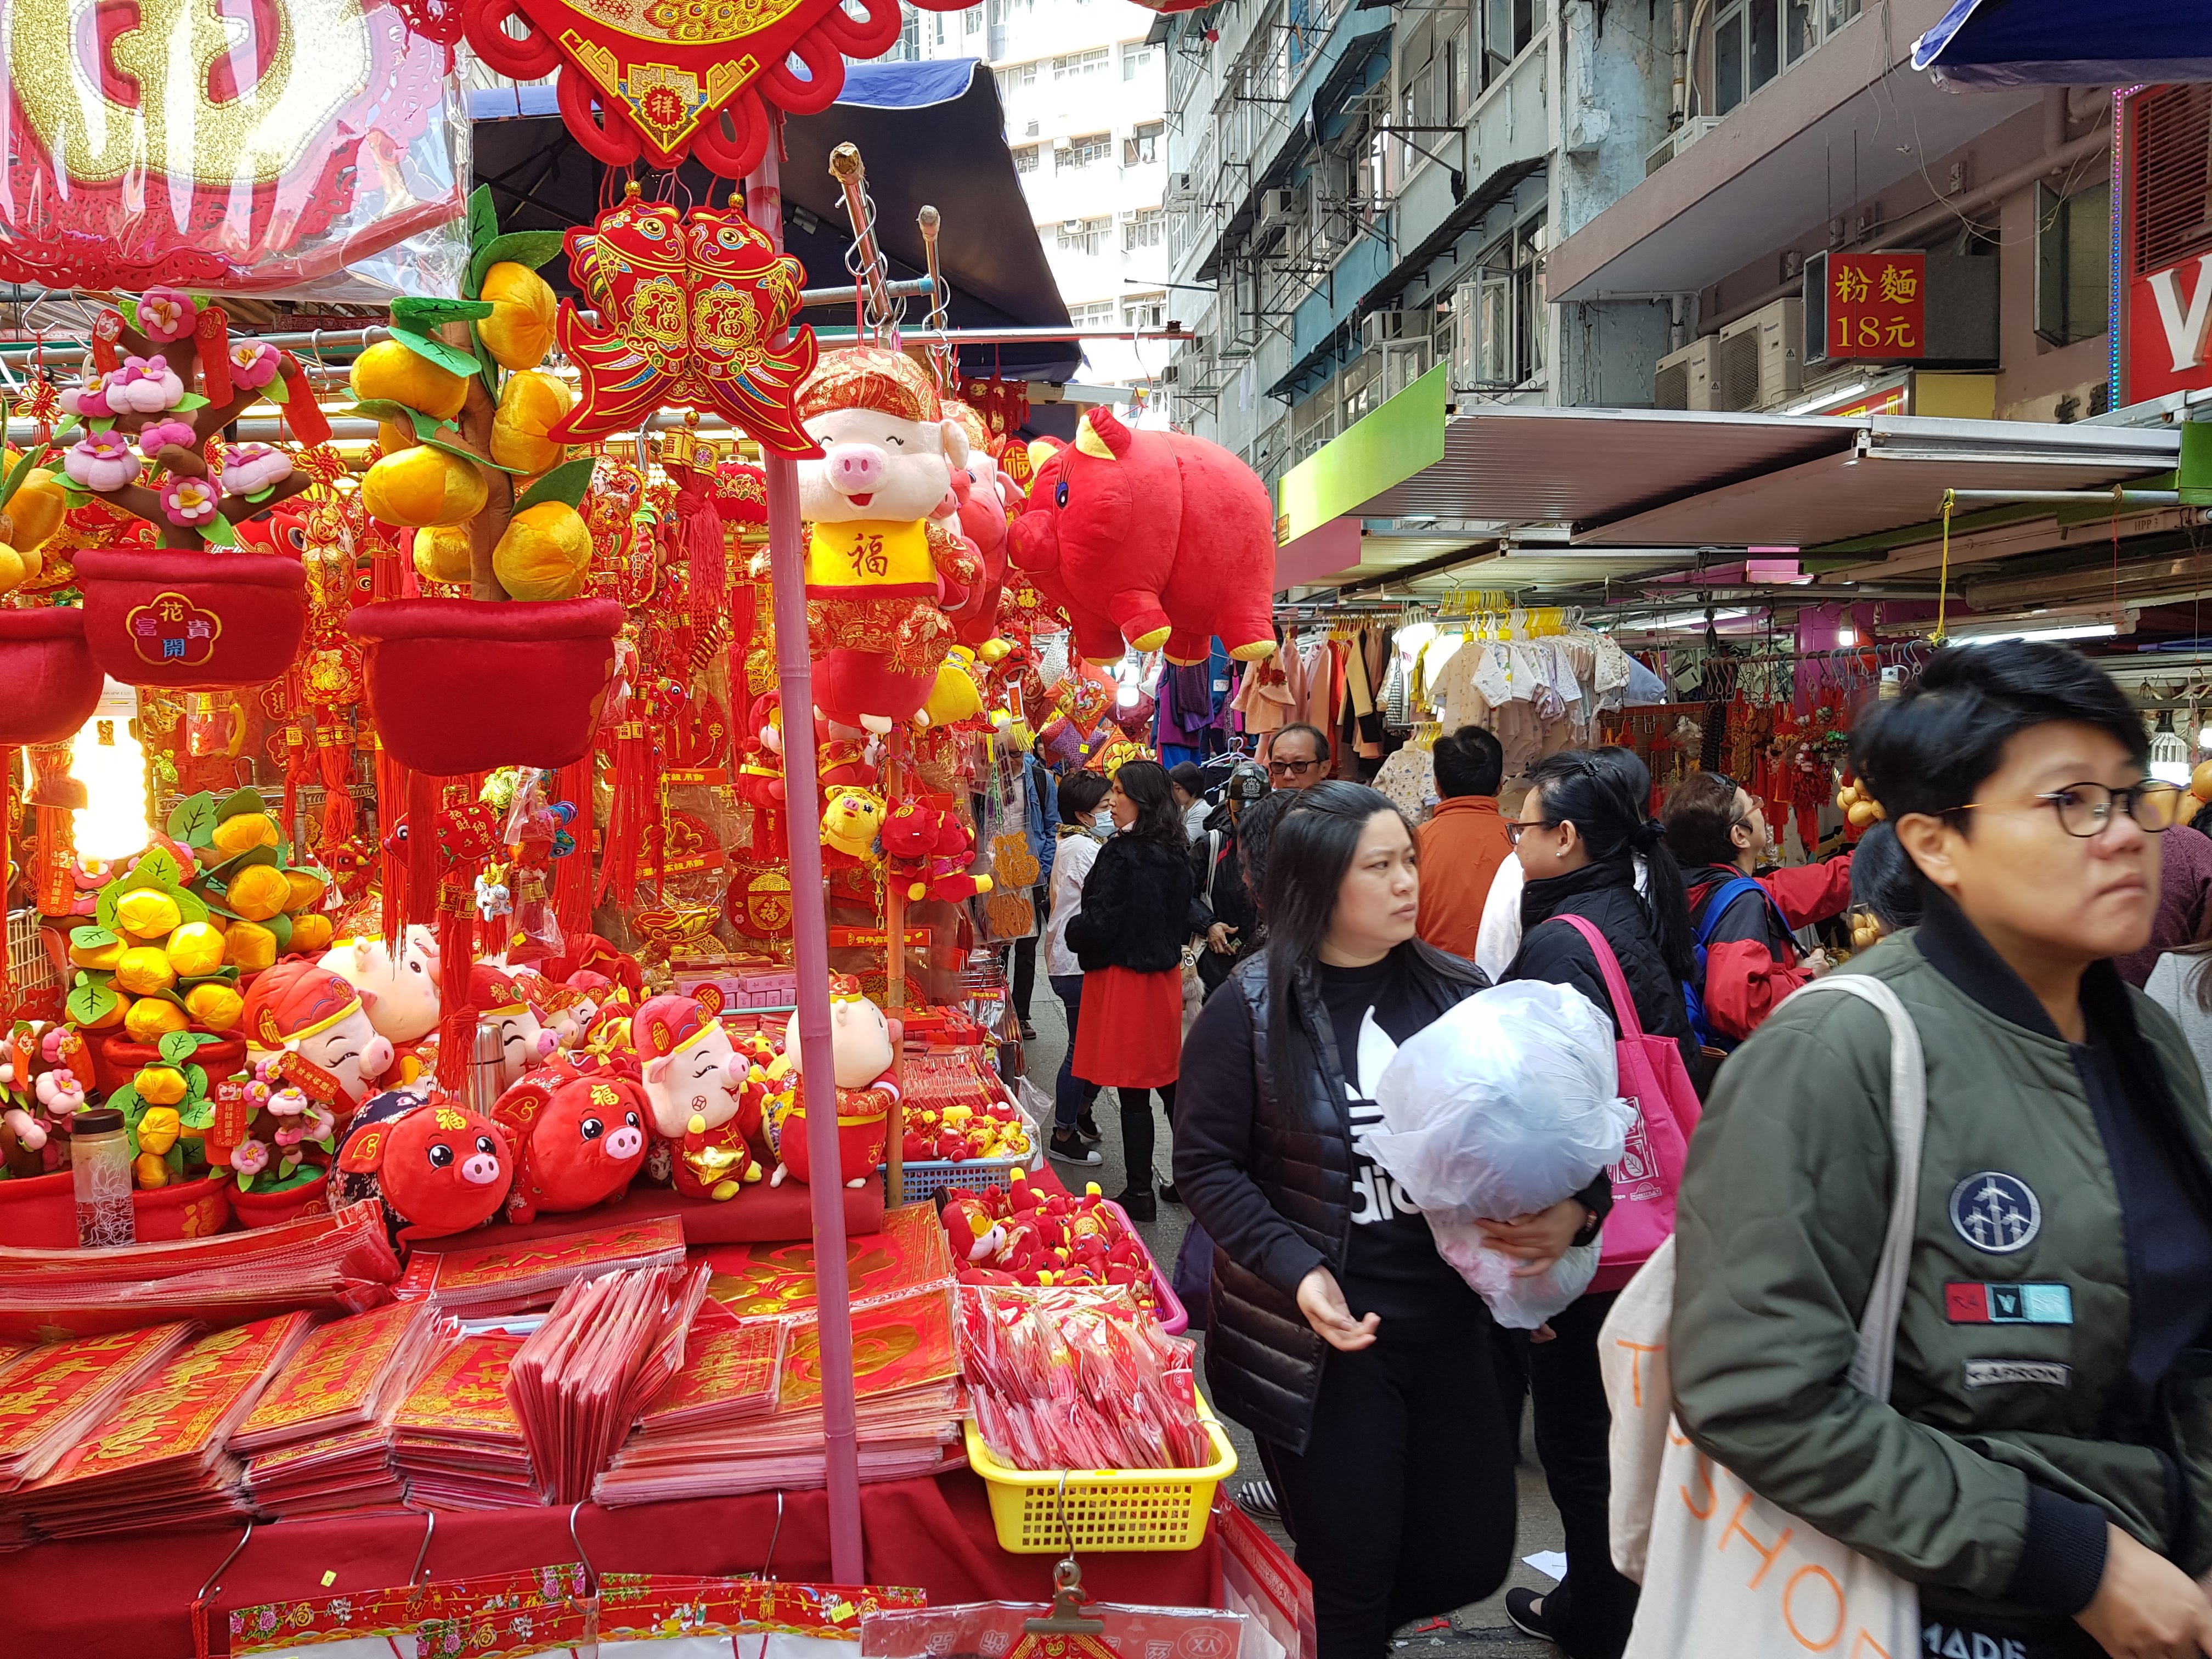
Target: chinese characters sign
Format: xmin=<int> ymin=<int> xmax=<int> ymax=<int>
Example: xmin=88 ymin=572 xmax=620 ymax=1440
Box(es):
xmin=1826 ymin=253 xmax=1925 ymax=360
xmin=125 ymin=592 xmax=222 ymax=668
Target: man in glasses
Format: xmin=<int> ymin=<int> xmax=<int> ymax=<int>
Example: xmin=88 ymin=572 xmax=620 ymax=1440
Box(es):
xmin=1673 ymin=642 xmax=2212 ymax=1659
xmin=1263 ymin=724 xmax=1330 ymax=791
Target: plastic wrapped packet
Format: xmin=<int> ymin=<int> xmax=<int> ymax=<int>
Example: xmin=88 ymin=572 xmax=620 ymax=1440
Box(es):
xmin=1370 ymin=981 xmax=1633 ymax=1329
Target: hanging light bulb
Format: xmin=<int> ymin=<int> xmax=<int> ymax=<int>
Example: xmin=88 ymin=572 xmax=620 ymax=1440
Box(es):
xmin=1837 ymin=624 xmax=1856 ymax=648
xmin=70 ymin=680 xmax=153 ymax=862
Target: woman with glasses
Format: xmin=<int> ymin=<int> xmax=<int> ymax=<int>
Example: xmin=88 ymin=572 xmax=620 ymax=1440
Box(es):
xmin=1498 ymin=746 xmax=1698 ymax=1659
xmin=1660 ymin=771 xmax=1855 ymax=1049
xmin=1673 ymin=643 xmax=2212 ymax=1658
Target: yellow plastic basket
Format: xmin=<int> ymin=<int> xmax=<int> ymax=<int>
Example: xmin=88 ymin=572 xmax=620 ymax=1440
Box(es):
xmin=963 ymin=1407 xmax=1240 ymax=1554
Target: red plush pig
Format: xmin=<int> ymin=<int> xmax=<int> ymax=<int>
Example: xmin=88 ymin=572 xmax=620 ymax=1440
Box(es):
xmin=1009 ymin=408 xmax=1277 ymax=667
xmin=488 ymin=1058 xmax=651 ymax=1223
xmin=336 ymin=1092 xmax=513 ymax=1243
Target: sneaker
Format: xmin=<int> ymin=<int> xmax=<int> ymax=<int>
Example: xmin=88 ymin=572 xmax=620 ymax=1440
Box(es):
xmin=1158 ymin=1181 xmax=1182 ymax=1206
xmin=1504 ymin=1589 xmax=1555 ymax=1644
xmin=1019 ymin=1020 xmax=1038 ymax=1041
xmin=1048 ymin=1128 xmax=1102 ymax=1166
xmin=1232 ymin=1480 xmax=1278 ymax=1521
xmin=1075 ymin=1110 xmax=1103 ymax=1144
xmin=1114 ymin=1186 xmax=1158 ymax=1223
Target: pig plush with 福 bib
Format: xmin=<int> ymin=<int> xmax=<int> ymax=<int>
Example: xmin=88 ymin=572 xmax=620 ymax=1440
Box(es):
xmin=766 ymin=975 xmax=898 ymax=1188
xmin=632 ymin=995 xmax=765 ymax=1201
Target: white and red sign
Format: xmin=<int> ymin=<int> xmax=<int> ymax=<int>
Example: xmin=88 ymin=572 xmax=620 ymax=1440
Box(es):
xmin=2130 ymin=254 xmax=2212 ymax=403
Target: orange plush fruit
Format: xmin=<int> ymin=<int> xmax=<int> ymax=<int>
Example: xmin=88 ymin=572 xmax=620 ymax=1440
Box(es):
xmin=492 ymin=501 xmax=591 ymax=601
xmin=490 ymin=371 xmax=574 ymax=476
xmin=363 ymin=445 xmax=487 ymax=529
xmin=477 ymin=263 xmax=557 ymax=370
xmin=413 ymin=523 xmax=474 ymax=585
xmin=350 ymin=340 xmax=468 ymax=421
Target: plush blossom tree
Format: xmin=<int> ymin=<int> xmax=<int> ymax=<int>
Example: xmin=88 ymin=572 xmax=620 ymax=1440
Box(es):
xmin=54 ymin=290 xmax=329 ymax=550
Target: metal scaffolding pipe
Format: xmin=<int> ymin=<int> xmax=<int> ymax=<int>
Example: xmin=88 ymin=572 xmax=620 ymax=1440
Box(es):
xmin=1945 ymin=489 xmax=2185 ymax=505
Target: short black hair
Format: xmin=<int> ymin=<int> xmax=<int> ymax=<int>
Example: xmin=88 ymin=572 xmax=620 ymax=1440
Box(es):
xmin=1169 ymin=762 xmax=1206 ymax=797
xmin=1058 ymin=770 xmax=1109 ymax=825
xmin=1662 ymin=771 xmax=1745 ymax=869
xmin=1271 ymin=723 xmax=1331 ymax=763
xmin=1850 ymin=642 xmax=2146 ymax=826
xmin=1849 ymin=822 xmax=1922 ymax=931
xmin=1432 ymin=726 xmax=1504 ymax=799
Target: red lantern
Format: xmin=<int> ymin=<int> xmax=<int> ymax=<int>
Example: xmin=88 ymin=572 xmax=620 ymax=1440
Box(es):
xmin=347 ymin=597 xmax=623 ymax=777
xmin=0 ymin=608 xmax=100 ymax=744
xmin=76 ymin=549 xmax=309 ymax=691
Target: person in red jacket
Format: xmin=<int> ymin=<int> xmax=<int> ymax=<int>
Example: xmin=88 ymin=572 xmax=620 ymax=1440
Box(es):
xmin=1661 ymin=771 xmax=1854 ymax=1045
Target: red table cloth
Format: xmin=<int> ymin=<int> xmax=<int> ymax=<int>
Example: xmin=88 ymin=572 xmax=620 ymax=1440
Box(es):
xmin=0 ymin=1470 xmax=1220 ymax=1657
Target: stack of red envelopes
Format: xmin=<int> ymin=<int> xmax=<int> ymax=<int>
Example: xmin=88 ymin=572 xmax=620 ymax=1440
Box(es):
xmin=230 ymin=1301 xmax=437 ymax=1517
xmin=397 ymin=1219 xmax=686 ymax=1319
xmin=3 ymin=1313 xmax=314 ymax=1538
xmin=241 ymin=1425 xmax=409 ymax=1517
xmin=0 ymin=1322 xmax=198 ymax=1492
xmin=390 ymin=1329 xmax=541 ymax=1510
xmin=0 ymin=1205 xmax=399 ymax=1342
xmin=506 ymin=1261 xmax=712 ymax=1504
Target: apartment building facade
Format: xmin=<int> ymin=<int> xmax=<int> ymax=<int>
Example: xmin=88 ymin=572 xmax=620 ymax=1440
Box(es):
xmin=911 ymin=0 xmax=1172 ymax=392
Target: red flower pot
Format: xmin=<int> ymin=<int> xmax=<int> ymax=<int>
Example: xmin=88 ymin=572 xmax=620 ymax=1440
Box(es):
xmin=347 ymin=597 xmax=623 ymax=776
xmin=76 ymin=548 xmax=307 ymax=690
xmin=0 ymin=608 xmax=101 ymax=744
xmin=133 ymin=1172 xmax=231 ymax=1240
xmin=0 ymin=1170 xmax=75 ymax=1246
xmin=92 ymin=1032 xmax=247 ymax=1100
xmin=230 ymin=1170 xmax=329 ymax=1228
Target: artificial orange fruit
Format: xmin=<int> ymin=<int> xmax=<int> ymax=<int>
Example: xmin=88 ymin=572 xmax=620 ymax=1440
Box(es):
xmin=363 ymin=445 xmax=487 ymax=529
xmin=225 ymin=864 xmax=291 ymax=922
xmin=477 ymin=263 xmax=557 ymax=371
xmin=412 ymin=523 xmax=475 ymax=585
xmin=490 ymin=370 xmax=574 ymax=476
xmin=492 ymin=501 xmax=591 ymax=601
xmin=350 ymin=339 xmax=468 ymax=421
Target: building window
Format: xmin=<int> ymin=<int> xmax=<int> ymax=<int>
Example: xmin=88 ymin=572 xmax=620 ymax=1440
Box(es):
xmin=1058 ymin=132 xmax=1111 ymax=170
xmin=1057 ymin=217 xmax=1111 ymax=256
xmin=1714 ymin=0 xmax=1854 ymax=114
xmin=964 ymin=4 xmax=980 ymax=30
xmin=1468 ymin=213 xmax=1546 ymax=387
xmin=1122 ymin=207 xmax=1164 ymax=249
xmin=1122 ymin=42 xmax=1157 ymax=80
xmin=1125 ymin=122 xmax=1162 ymax=166
xmin=1482 ymin=0 xmax=1541 ymax=88
xmin=891 ymin=6 xmax=918 ymax=60
xmin=1124 ymin=294 xmax=1166 ymax=328
xmin=997 ymin=61 xmax=1035 ymax=98
xmin=2038 ymin=182 xmax=2111 ymax=347
xmin=933 ymin=13 xmax=945 ymax=46
xmin=1070 ymin=301 xmax=1117 ymax=329
xmin=1052 ymin=46 xmax=1110 ymax=79
xmin=1012 ymin=144 xmax=1039 ymax=173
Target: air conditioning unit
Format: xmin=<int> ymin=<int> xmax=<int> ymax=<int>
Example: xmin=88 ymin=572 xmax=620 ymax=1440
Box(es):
xmin=1644 ymin=116 xmax=1724 ymax=177
xmin=1653 ymin=336 xmax=1718 ymax=410
xmin=1713 ymin=298 xmax=1804 ymax=411
xmin=1165 ymin=172 xmax=1197 ymax=202
xmin=1025 ymin=119 xmax=1039 ymax=137
xmin=1062 ymin=219 xmax=1083 ymax=235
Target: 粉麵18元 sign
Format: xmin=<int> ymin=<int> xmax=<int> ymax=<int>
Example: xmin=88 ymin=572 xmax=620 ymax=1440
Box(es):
xmin=1824 ymin=253 xmax=1927 ymax=360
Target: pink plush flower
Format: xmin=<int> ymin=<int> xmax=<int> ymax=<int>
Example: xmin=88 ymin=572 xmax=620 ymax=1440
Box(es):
xmin=302 ymin=1103 xmax=336 ymax=1142
xmin=273 ymin=1122 xmax=306 ymax=1149
xmin=110 ymin=354 xmax=184 ymax=415
xmin=264 ymin=1085 xmax=308 ymax=1118
xmin=218 ymin=442 xmax=293 ymax=496
xmin=230 ymin=1138 xmax=269 ymax=1176
xmin=228 ymin=341 xmax=281 ymax=390
xmin=159 ymin=475 xmax=220 ymax=527
xmin=137 ymin=287 xmax=198 ymax=344
xmin=137 ymin=418 xmax=197 ymax=459
xmin=63 ymin=432 xmax=140 ymax=493
xmin=59 ymin=372 xmax=113 ymax=420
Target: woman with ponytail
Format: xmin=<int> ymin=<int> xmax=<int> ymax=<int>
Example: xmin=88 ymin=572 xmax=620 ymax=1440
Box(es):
xmin=1498 ymin=745 xmax=1696 ymax=1659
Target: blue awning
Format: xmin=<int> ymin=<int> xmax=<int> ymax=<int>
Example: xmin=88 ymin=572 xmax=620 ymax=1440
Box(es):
xmin=1912 ymin=0 xmax=2212 ymax=90
xmin=470 ymin=59 xmax=1077 ymax=381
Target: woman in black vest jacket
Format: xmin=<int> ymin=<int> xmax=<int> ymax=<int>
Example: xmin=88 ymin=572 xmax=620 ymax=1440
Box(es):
xmin=1498 ymin=746 xmax=1697 ymax=1659
xmin=1066 ymin=759 xmax=1211 ymax=1220
xmin=1176 ymin=782 xmax=1605 ymax=1659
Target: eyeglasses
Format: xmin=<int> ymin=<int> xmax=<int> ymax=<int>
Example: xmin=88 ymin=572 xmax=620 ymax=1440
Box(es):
xmin=1958 ymin=780 xmax=2187 ymax=839
xmin=1505 ymin=819 xmax=1556 ymax=845
xmin=1267 ymin=758 xmax=1319 ymax=777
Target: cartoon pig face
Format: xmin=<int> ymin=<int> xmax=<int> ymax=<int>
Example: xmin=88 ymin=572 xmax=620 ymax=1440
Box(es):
xmin=486 ymin=1007 xmax=545 ymax=1091
xmin=784 ymin=995 xmax=895 ymax=1090
xmin=535 ymin=1078 xmax=649 ymax=1204
xmin=337 ymin=1102 xmax=512 ymax=1241
xmin=641 ymin=1024 xmax=744 ymax=1137
xmin=292 ymin=1005 xmax=394 ymax=1107
xmin=798 ymin=406 xmax=970 ymax=524
xmin=320 ymin=927 xmax=441 ymax=1043
xmin=1011 ymin=443 xmax=1136 ymax=577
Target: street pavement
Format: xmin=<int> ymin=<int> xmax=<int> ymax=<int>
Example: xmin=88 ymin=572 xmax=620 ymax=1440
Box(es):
xmin=1016 ymin=987 xmax=1563 ymax=1656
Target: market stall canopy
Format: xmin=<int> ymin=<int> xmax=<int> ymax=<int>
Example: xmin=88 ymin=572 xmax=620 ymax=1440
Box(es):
xmin=1912 ymin=0 xmax=2212 ymax=90
xmin=470 ymin=60 xmax=1078 ymax=383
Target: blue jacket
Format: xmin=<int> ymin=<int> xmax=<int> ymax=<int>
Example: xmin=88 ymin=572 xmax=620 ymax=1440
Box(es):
xmin=1023 ymin=754 xmax=1057 ymax=892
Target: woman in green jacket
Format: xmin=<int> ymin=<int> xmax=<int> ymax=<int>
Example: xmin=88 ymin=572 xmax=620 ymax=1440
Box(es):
xmin=1674 ymin=642 xmax=2212 ymax=1659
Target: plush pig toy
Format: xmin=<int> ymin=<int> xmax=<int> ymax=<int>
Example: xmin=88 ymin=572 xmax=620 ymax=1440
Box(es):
xmin=1012 ymin=408 xmax=1277 ymax=666
xmin=633 ymin=994 xmax=759 ymax=1201
xmin=320 ymin=927 xmax=442 ymax=1044
xmin=489 ymin=1058 xmax=651 ymax=1223
xmin=336 ymin=1092 xmax=513 ymax=1243
xmin=471 ymin=964 xmax=550 ymax=1092
xmin=795 ymin=347 xmax=983 ymax=733
xmin=769 ymin=975 xmax=898 ymax=1187
xmin=241 ymin=961 xmax=396 ymax=1118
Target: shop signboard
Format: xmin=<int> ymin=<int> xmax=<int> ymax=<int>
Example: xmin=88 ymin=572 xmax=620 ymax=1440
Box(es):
xmin=2118 ymin=84 xmax=2212 ymax=407
xmin=1818 ymin=254 xmax=1927 ymax=360
xmin=2126 ymin=249 xmax=2212 ymax=403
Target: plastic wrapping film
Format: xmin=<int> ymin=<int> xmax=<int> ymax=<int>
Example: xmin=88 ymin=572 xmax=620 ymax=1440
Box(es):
xmin=1369 ymin=980 xmax=1633 ymax=1329
xmin=0 ymin=0 xmax=470 ymax=302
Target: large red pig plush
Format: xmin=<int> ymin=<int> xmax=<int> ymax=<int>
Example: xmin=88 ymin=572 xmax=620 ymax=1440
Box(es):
xmin=488 ymin=1058 xmax=650 ymax=1223
xmin=1009 ymin=408 xmax=1277 ymax=666
xmin=336 ymin=1092 xmax=513 ymax=1243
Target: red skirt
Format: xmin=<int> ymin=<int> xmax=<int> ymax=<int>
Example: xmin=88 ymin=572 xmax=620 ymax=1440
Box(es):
xmin=1073 ymin=966 xmax=1184 ymax=1088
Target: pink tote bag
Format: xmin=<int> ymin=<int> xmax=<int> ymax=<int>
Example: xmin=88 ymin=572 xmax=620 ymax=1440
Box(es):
xmin=1555 ymin=915 xmax=1701 ymax=1292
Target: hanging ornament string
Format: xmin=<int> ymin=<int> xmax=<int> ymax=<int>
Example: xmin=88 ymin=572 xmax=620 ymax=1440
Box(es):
xmin=1934 ymin=489 xmax=1953 ymax=647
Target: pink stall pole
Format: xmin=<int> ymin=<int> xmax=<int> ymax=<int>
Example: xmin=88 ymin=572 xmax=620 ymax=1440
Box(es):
xmin=746 ymin=139 xmax=866 ymax=1584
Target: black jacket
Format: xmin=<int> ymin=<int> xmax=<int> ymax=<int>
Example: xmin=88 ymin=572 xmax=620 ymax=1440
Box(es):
xmin=1174 ymin=950 xmax=1479 ymax=1451
xmin=1065 ymin=833 xmax=1209 ymax=974
xmin=1507 ymin=856 xmax=1699 ymax=1076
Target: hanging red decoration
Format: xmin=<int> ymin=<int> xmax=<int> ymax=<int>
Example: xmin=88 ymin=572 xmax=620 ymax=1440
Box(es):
xmin=546 ymin=187 xmax=820 ymax=459
xmin=0 ymin=609 xmax=100 ymax=746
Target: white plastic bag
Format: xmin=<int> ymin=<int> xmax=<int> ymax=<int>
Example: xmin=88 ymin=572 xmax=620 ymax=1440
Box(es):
xmin=1370 ymin=981 xmax=1632 ymax=1328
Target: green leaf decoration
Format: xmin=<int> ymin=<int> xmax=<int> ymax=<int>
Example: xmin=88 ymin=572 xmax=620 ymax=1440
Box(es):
xmin=176 ymin=966 xmax=240 ymax=989
xmin=315 ymin=1135 xmax=335 ymax=1158
xmin=467 ymin=230 xmax=568 ymax=300
xmin=166 ymin=792 xmax=218 ymax=845
xmin=347 ymin=397 xmax=408 ymax=423
xmin=513 ymin=456 xmax=596 ymax=515
xmin=48 ymin=419 xmax=79 ymax=447
xmin=173 ymin=392 xmax=210 ymax=411
xmin=213 ymin=786 xmax=267 ymax=823
xmin=236 ymin=1169 xmax=255 ymax=1194
xmin=165 ymin=1143 xmax=185 ymax=1178
xmin=179 ymin=1096 xmax=214 ymax=1132
xmin=201 ymin=515 xmax=238 ymax=549
xmin=88 ymin=417 xmax=114 ymax=435
xmin=0 ymin=443 xmax=47 ymax=511
xmin=264 ymin=374 xmax=291 ymax=406
xmin=66 ymin=975 xmax=117 ymax=1028
xmin=245 ymin=486 xmax=275 ymax=504
xmin=106 ymin=1083 xmax=141 ymax=1121
xmin=389 ymin=324 xmax=482 ymax=379
xmin=69 ymin=925 xmax=117 ymax=951
xmin=408 ymin=407 xmax=458 ymax=440
xmin=392 ymin=297 xmax=495 ymax=331
xmin=264 ymin=911 xmax=294 ymax=953
xmin=122 ymin=847 xmax=182 ymax=889
xmin=467 ymin=184 xmax=499 ymax=261
xmin=156 ymin=1030 xmax=199 ymax=1064
xmin=119 ymin=296 xmax=140 ymax=331
xmin=424 ymin=428 xmax=525 ymax=473
xmin=475 ymin=330 xmax=501 ymax=407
